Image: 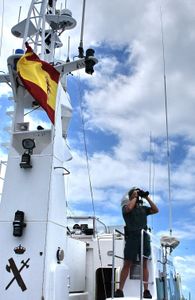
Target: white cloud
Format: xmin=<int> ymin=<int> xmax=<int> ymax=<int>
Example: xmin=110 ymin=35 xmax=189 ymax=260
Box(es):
xmin=1 ymin=0 xmax=195 ymax=295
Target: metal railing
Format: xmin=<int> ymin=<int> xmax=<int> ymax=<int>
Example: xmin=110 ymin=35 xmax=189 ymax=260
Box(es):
xmin=111 ymin=229 xmax=124 ymax=299
xmin=140 ymin=229 xmax=154 ymax=300
xmin=0 ymin=161 xmax=7 ymax=198
xmin=111 ymin=228 xmax=153 ymax=300
xmin=67 ymin=215 xmax=108 ymax=238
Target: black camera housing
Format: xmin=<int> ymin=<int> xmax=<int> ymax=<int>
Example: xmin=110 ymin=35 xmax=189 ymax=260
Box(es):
xmin=137 ymin=190 xmax=149 ymax=198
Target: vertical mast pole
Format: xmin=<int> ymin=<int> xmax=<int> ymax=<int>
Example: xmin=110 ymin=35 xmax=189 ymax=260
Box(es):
xmin=160 ymin=6 xmax=172 ymax=236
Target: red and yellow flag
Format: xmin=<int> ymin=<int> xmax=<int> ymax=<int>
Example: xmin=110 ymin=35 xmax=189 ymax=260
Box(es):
xmin=17 ymin=43 xmax=60 ymax=124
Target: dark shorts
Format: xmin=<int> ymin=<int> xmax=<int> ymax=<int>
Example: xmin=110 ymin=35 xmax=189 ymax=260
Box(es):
xmin=124 ymin=231 xmax=151 ymax=262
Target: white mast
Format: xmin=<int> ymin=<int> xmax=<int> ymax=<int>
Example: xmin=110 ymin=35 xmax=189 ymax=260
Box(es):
xmin=0 ymin=0 xmax=97 ymax=299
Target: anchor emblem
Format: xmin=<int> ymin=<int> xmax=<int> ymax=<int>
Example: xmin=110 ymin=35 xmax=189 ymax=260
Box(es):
xmin=5 ymin=258 xmax=30 ymax=291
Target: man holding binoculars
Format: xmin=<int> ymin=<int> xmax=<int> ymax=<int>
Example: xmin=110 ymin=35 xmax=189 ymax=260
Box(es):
xmin=115 ymin=187 xmax=159 ymax=298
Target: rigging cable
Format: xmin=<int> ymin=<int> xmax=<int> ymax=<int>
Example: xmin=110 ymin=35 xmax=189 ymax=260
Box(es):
xmin=76 ymin=72 xmax=107 ymax=299
xmin=0 ymin=0 xmax=5 ymax=57
xmin=77 ymin=73 xmax=96 ymax=217
xmin=160 ymin=6 xmax=173 ymax=236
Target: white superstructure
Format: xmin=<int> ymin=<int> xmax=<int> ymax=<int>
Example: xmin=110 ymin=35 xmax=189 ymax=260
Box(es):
xmin=0 ymin=0 xmax=184 ymax=299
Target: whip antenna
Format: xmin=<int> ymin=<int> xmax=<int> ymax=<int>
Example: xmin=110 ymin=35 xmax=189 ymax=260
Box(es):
xmin=78 ymin=0 xmax=86 ymax=58
xmin=18 ymin=6 xmax=22 ymax=23
xmin=160 ymin=6 xmax=172 ymax=236
xmin=66 ymin=35 xmax=70 ymax=62
xmin=0 ymin=0 xmax=5 ymax=57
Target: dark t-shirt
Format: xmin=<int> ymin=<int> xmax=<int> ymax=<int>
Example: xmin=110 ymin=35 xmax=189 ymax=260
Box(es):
xmin=122 ymin=205 xmax=151 ymax=232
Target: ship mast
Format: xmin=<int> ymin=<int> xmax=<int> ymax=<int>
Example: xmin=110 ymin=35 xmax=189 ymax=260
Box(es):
xmin=11 ymin=0 xmax=76 ymax=62
xmin=0 ymin=1 xmax=98 ymax=299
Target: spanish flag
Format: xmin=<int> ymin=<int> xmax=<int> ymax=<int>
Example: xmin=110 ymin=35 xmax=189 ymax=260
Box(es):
xmin=17 ymin=43 xmax=60 ymax=124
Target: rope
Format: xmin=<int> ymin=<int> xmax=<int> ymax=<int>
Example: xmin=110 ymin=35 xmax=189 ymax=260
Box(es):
xmin=0 ymin=0 xmax=5 ymax=57
xmin=76 ymin=72 xmax=107 ymax=299
xmin=24 ymin=105 xmax=40 ymax=116
xmin=160 ymin=6 xmax=172 ymax=236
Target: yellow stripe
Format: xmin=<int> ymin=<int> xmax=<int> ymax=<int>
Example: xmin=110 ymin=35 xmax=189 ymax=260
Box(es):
xmin=17 ymin=54 xmax=57 ymax=110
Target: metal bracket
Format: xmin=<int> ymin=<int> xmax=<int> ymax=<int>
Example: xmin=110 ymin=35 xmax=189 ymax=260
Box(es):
xmin=54 ymin=166 xmax=70 ymax=175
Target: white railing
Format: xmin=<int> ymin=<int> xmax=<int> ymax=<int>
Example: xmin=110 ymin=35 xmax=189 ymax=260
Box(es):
xmin=0 ymin=160 xmax=7 ymax=199
xmin=111 ymin=229 xmax=125 ymax=299
xmin=111 ymin=228 xmax=154 ymax=300
xmin=140 ymin=229 xmax=153 ymax=300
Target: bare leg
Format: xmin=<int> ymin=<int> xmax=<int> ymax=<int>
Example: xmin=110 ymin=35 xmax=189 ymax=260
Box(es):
xmin=119 ymin=260 xmax=133 ymax=290
xmin=143 ymin=258 xmax=149 ymax=291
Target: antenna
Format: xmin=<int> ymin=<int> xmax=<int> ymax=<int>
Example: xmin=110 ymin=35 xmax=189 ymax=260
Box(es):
xmin=148 ymin=132 xmax=152 ymax=192
xmin=148 ymin=133 xmax=155 ymax=231
xmin=78 ymin=0 xmax=86 ymax=58
xmin=65 ymin=0 xmax=67 ymax=9
xmin=66 ymin=36 xmax=70 ymax=62
xmin=18 ymin=6 xmax=22 ymax=23
xmin=160 ymin=6 xmax=172 ymax=236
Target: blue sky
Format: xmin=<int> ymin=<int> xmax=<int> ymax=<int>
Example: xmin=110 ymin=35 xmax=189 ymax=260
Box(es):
xmin=1 ymin=0 xmax=195 ymax=298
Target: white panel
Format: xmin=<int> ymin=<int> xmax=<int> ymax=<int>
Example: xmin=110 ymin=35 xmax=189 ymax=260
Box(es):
xmin=42 ymin=222 xmax=68 ymax=299
xmin=53 ymin=265 xmax=69 ymax=300
xmin=48 ymin=157 xmax=67 ymax=226
xmin=53 ymin=84 xmax=72 ymax=162
xmin=0 ymin=156 xmax=52 ymax=221
xmin=66 ymin=238 xmax=86 ymax=292
xmin=0 ymin=222 xmax=46 ymax=299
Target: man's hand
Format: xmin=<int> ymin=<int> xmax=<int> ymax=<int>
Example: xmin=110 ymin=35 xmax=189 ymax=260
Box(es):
xmin=145 ymin=196 xmax=159 ymax=214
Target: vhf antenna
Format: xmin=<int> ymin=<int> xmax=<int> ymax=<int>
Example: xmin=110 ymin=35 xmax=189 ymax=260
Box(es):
xmin=66 ymin=36 xmax=70 ymax=62
xmin=78 ymin=0 xmax=86 ymax=58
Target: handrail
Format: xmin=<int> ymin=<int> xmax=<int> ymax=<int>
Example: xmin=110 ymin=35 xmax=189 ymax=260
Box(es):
xmin=115 ymin=229 xmax=125 ymax=236
xmin=67 ymin=215 xmax=108 ymax=236
xmin=140 ymin=229 xmax=153 ymax=300
xmin=110 ymin=228 xmax=156 ymax=300
xmin=111 ymin=229 xmax=125 ymax=299
xmin=140 ymin=229 xmax=144 ymax=300
xmin=0 ymin=160 xmax=7 ymax=183
xmin=111 ymin=230 xmax=115 ymax=299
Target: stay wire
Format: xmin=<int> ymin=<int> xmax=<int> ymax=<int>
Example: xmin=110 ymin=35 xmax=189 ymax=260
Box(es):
xmin=160 ymin=6 xmax=172 ymax=236
xmin=76 ymin=72 xmax=107 ymax=299
xmin=76 ymin=72 xmax=96 ymax=217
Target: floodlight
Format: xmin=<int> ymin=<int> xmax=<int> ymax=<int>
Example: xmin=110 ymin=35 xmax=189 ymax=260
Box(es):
xmin=22 ymin=138 xmax=35 ymax=151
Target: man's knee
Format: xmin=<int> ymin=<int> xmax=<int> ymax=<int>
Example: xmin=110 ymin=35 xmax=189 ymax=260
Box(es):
xmin=123 ymin=260 xmax=132 ymax=270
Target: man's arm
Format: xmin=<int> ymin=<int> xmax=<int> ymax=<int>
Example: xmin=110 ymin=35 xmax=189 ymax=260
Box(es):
xmin=145 ymin=196 xmax=159 ymax=214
